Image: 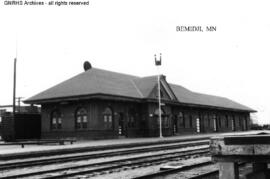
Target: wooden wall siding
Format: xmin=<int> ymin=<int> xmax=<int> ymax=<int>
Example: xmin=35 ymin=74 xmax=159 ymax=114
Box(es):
xmin=40 ymin=99 xmax=251 ymax=139
xmin=41 ymin=100 xmax=144 ymax=139
xmin=171 ymin=106 xmax=250 ymax=134
xmin=139 ymin=104 xmax=148 ymax=134
xmin=42 ymin=130 xmax=118 ymax=140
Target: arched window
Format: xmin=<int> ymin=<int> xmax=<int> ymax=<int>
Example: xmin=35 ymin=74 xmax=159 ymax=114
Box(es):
xmin=103 ymin=107 xmax=113 ymax=129
xmin=51 ymin=110 xmax=62 ymax=130
xmin=75 ymin=108 xmax=88 ymax=129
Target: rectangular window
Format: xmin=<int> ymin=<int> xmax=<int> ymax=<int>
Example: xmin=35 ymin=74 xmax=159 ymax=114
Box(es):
xmin=108 ymin=116 xmax=112 ymax=128
xmin=104 ymin=116 xmax=108 ymax=129
xmin=104 ymin=115 xmax=113 ymax=129
xmin=52 ymin=118 xmax=57 ymax=129
xmin=51 ymin=110 xmax=62 ymax=130
xmin=82 ymin=116 xmax=87 ymax=129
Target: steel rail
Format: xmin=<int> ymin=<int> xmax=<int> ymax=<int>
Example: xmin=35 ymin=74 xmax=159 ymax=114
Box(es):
xmin=0 ymin=137 xmax=210 ymax=160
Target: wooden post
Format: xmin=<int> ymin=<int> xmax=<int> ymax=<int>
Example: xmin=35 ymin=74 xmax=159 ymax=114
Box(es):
xmin=219 ymin=162 xmax=239 ymax=179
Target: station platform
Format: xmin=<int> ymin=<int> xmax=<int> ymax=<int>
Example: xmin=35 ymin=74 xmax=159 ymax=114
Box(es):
xmin=0 ymin=130 xmax=268 ymax=158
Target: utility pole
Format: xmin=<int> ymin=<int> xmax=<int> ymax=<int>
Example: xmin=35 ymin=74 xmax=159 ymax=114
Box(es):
xmin=13 ymin=58 xmax=17 ymax=115
xmin=13 ymin=37 xmax=18 ymax=116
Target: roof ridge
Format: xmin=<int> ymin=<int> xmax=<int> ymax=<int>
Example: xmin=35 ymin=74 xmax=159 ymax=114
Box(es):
xmin=130 ymin=79 xmax=144 ymax=98
xmin=90 ymin=67 xmax=140 ymax=79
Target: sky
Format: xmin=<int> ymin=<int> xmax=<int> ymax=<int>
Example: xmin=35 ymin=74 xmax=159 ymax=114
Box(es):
xmin=0 ymin=0 xmax=269 ymax=124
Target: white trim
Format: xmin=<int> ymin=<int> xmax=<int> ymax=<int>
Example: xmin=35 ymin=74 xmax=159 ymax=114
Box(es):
xmin=160 ymin=79 xmax=176 ymax=100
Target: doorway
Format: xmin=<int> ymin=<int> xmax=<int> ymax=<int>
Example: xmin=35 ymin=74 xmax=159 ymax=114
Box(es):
xmin=173 ymin=115 xmax=178 ymax=135
xmin=214 ymin=118 xmax=217 ymax=132
xmin=118 ymin=113 xmax=127 ymax=137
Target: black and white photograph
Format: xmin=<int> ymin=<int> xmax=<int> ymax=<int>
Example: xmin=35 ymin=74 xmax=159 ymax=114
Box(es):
xmin=0 ymin=0 xmax=270 ymax=178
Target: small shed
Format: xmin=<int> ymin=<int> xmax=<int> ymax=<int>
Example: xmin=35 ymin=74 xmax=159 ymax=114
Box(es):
xmin=1 ymin=112 xmax=41 ymax=141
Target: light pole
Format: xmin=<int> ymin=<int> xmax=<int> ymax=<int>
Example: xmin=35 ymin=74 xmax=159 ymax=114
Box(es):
xmin=155 ymin=53 xmax=162 ymax=138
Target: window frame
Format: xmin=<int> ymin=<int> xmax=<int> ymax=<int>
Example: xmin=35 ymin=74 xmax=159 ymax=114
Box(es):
xmin=51 ymin=109 xmax=62 ymax=130
xmin=103 ymin=107 xmax=113 ymax=130
xmin=75 ymin=107 xmax=88 ymax=130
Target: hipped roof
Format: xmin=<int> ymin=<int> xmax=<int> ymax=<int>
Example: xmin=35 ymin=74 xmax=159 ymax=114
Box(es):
xmin=24 ymin=67 xmax=256 ymax=112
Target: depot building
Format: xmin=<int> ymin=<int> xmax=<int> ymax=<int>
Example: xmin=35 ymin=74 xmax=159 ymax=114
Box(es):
xmin=24 ymin=63 xmax=256 ymax=139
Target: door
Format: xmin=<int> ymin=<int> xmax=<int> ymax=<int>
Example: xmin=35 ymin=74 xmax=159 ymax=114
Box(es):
xmin=242 ymin=118 xmax=247 ymax=131
xmin=118 ymin=113 xmax=127 ymax=137
xmin=213 ymin=118 xmax=217 ymax=132
xmin=198 ymin=114 xmax=205 ymax=133
xmin=231 ymin=117 xmax=235 ymax=131
xmin=173 ymin=115 xmax=178 ymax=135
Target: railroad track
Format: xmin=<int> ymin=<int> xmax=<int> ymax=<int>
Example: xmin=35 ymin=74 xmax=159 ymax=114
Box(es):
xmin=0 ymin=140 xmax=209 ymax=170
xmin=0 ymin=147 xmax=210 ymax=179
xmin=0 ymin=137 xmax=210 ymax=160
